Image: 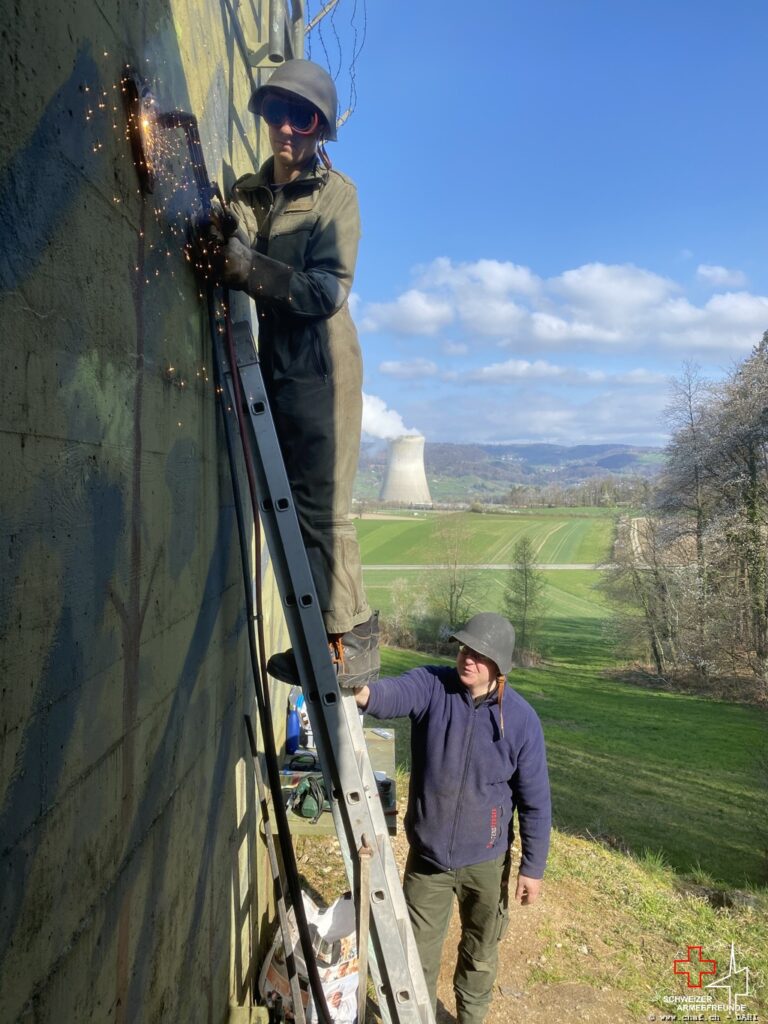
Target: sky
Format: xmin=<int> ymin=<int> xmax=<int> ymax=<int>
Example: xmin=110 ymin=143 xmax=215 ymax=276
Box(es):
xmin=304 ymin=0 xmax=768 ymax=448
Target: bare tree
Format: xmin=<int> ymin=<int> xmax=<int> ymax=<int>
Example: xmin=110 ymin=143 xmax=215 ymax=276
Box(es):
xmin=380 ymin=576 xmax=429 ymax=649
xmin=427 ymin=515 xmax=481 ymax=635
xmin=611 ymin=334 xmax=768 ymax=695
xmin=504 ymin=535 xmax=546 ymax=661
xmin=601 ymin=516 xmax=679 ymax=676
xmin=704 ymin=338 xmax=768 ymax=687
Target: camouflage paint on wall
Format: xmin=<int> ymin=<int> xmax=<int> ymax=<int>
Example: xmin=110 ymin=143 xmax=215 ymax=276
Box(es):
xmin=0 ymin=1 xmax=292 ymax=1020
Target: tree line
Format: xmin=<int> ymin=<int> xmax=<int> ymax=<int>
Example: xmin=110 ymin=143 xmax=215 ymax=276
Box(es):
xmin=488 ymin=476 xmax=652 ymax=509
xmin=604 ymin=332 xmax=768 ymax=699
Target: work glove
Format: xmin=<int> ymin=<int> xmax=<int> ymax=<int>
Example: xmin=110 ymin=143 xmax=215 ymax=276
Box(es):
xmin=185 ymin=209 xmax=220 ymax=280
xmin=207 ymin=198 xmax=250 ymax=246
xmin=216 ymin=235 xmax=253 ymax=289
xmin=186 ymin=218 xmax=252 ymax=288
xmin=185 ymin=200 xmax=248 ymax=280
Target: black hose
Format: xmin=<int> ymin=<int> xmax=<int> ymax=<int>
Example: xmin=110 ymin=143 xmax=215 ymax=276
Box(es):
xmin=207 ymin=288 xmax=332 ymax=1024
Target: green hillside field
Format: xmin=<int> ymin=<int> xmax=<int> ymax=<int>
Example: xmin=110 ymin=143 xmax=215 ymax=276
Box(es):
xmin=356 ymin=508 xmax=616 ymax=565
xmin=356 ymin=507 xmax=768 ymax=1014
xmin=360 ymin=511 xmax=768 ymax=890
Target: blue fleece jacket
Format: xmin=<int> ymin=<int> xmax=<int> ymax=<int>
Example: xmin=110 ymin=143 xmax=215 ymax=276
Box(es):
xmin=365 ymin=665 xmax=551 ymax=877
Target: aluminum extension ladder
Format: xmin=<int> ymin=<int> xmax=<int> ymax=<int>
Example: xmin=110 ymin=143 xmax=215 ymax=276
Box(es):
xmin=219 ymin=318 xmax=435 ymax=1024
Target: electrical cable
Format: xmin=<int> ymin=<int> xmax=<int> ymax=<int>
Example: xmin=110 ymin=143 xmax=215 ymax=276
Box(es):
xmin=208 ymin=289 xmax=333 ymax=1024
xmin=328 ymin=0 xmax=344 ymax=79
xmin=346 ymin=0 xmax=368 ymax=120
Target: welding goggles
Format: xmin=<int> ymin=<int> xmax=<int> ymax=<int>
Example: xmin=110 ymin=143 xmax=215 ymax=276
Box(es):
xmin=261 ymin=94 xmax=320 ymax=135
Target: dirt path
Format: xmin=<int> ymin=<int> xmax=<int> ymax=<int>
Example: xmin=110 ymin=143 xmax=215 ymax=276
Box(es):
xmin=432 ymin=900 xmax=634 ymax=1024
xmin=296 ymin=806 xmax=655 ymax=1024
xmin=296 ymin=815 xmax=648 ymax=1024
xmin=384 ymin=824 xmax=634 ymax=1023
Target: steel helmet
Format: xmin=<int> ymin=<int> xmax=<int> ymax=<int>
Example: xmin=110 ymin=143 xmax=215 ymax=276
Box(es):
xmin=450 ymin=613 xmax=516 ymax=675
xmin=249 ymin=59 xmax=338 ymax=141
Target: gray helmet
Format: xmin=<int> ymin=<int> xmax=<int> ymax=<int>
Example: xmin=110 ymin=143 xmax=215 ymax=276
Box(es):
xmin=249 ymin=59 xmax=338 ymax=141
xmin=450 ymin=613 xmax=516 ymax=675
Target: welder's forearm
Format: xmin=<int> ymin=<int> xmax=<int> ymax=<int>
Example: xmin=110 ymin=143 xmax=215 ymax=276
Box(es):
xmin=242 ymin=252 xmax=349 ymax=317
xmin=241 ymin=252 xmax=293 ymax=303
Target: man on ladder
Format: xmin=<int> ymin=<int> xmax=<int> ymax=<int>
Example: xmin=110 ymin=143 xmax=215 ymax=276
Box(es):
xmin=197 ymin=58 xmax=379 ymax=690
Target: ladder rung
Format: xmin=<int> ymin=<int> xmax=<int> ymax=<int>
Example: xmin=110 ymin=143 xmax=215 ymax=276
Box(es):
xmin=221 ymin=319 xmax=434 ymax=1024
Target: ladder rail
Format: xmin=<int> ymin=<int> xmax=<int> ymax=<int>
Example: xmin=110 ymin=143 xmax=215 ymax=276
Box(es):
xmin=222 ymin=318 xmax=435 ymax=1024
xmin=210 ymin=294 xmax=334 ymax=1024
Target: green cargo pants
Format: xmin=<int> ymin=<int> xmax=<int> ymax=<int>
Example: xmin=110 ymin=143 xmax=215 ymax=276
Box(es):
xmin=403 ymin=850 xmax=509 ymax=1024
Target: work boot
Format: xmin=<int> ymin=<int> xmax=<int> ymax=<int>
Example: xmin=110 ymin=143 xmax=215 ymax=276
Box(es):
xmin=266 ymin=613 xmax=380 ymax=688
xmin=331 ymin=612 xmax=380 ymax=689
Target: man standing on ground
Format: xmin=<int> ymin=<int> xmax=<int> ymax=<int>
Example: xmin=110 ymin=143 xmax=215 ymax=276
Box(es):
xmin=354 ymin=613 xmax=551 ymax=1024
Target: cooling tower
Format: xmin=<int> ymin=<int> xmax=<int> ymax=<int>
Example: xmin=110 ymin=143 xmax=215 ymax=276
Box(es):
xmin=379 ymin=435 xmax=433 ymax=506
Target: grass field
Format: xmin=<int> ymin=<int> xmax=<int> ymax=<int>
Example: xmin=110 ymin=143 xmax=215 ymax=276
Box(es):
xmin=364 ymin=567 xmax=613 ymax=665
xmin=373 ymin=645 xmax=768 ymax=890
xmin=367 ymin=643 xmax=768 ymax=1014
xmin=348 ymin=506 xmax=768 ymax=1017
xmin=360 ymin=508 xmax=768 ymax=889
xmin=355 ymin=509 xmax=617 ymax=565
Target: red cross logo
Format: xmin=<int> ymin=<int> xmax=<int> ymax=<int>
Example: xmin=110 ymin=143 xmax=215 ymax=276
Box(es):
xmin=674 ymin=946 xmax=717 ymax=988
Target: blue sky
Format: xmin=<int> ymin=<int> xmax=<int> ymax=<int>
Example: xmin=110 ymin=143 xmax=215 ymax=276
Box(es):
xmin=306 ymin=1 xmax=768 ymax=446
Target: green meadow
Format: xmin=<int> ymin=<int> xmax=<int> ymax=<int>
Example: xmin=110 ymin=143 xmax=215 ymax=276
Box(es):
xmin=361 ymin=510 xmax=768 ymax=889
xmin=356 ymin=508 xmax=616 ymax=565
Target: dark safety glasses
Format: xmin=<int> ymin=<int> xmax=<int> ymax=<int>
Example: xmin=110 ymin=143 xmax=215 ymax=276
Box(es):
xmin=261 ymin=94 xmax=320 ymax=135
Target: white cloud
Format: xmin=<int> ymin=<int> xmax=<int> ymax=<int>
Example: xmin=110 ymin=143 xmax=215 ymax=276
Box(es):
xmin=469 ymin=359 xmax=566 ymax=382
xmin=442 ymin=341 xmax=468 ymax=356
xmin=361 ymin=393 xmax=421 ymax=440
xmin=457 ymin=295 xmax=528 ymax=336
xmin=697 ymin=264 xmax=747 ymax=288
xmin=379 ymin=358 xmax=438 ymax=378
xmin=551 ymin=262 xmax=678 ymax=322
xmin=359 ymin=289 xmax=453 ymax=335
xmin=357 ymin=258 xmax=768 ymax=356
xmin=705 ymin=290 xmax=768 ymax=323
xmin=466 ymin=360 xmax=667 ymax=388
xmin=528 ymin=312 xmax=622 ymax=344
xmin=417 ymin=256 xmax=541 ymax=296
xmin=656 ymin=291 xmax=768 ymax=350
xmin=612 ymin=368 xmax=668 ymax=386
xmin=409 ymin=387 xmax=669 ymax=446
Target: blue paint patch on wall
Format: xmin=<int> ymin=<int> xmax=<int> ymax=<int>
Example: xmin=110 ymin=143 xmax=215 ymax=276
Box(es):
xmin=81 ymin=501 xmax=241 ymax=1012
xmin=0 ymin=46 xmax=101 ymax=292
xmin=0 ymin=470 xmax=123 ymax=966
xmin=129 ymin=503 xmax=235 ymax=844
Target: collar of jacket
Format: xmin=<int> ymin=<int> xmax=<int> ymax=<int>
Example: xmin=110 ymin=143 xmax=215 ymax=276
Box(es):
xmin=234 ymin=155 xmax=328 ymax=197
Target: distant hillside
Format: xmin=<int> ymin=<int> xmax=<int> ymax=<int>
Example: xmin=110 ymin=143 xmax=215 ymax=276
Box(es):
xmin=356 ymin=441 xmax=664 ymax=502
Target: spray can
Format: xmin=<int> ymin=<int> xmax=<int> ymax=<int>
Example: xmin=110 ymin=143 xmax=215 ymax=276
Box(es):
xmin=286 ymin=699 xmax=300 ymax=755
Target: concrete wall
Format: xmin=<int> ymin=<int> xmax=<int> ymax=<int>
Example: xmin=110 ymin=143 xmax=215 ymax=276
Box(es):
xmin=0 ymin=1 xmax=290 ymax=1020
